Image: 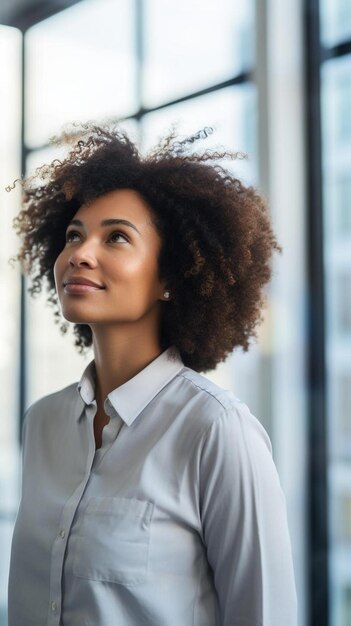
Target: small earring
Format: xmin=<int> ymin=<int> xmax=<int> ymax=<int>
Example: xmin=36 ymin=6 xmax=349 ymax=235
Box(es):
xmin=163 ymin=291 xmax=170 ymax=299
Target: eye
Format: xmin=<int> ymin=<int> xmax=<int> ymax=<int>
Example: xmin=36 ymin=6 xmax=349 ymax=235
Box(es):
xmin=65 ymin=230 xmax=80 ymax=243
xmin=108 ymin=231 xmax=128 ymax=244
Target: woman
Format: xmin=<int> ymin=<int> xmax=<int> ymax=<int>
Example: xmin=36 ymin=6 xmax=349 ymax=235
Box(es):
xmin=8 ymin=123 xmax=297 ymax=626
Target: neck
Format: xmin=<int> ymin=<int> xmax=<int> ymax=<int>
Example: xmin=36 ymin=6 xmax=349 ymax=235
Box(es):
xmin=90 ymin=321 xmax=163 ymax=407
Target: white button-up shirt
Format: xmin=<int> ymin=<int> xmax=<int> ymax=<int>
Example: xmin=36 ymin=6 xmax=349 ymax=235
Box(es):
xmin=8 ymin=346 xmax=297 ymax=626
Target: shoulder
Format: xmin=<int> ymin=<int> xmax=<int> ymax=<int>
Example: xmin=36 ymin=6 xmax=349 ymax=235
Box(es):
xmin=176 ymin=367 xmax=271 ymax=452
xmin=178 ymin=367 xmax=243 ymax=413
xmin=23 ymin=382 xmax=81 ymax=430
xmin=25 ymin=382 xmax=79 ymax=414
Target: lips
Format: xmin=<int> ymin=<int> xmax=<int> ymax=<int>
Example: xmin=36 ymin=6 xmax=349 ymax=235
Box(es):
xmin=63 ymin=276 xmax=105 ymax=293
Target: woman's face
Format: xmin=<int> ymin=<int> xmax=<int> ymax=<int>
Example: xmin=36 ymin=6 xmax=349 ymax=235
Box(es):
xmin=54 ymin=188 xmax=166 ymax=326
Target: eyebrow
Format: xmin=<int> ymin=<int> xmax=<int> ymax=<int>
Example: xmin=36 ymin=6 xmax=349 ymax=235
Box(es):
xmin=67 ymin=218 xmax=141 ymax=235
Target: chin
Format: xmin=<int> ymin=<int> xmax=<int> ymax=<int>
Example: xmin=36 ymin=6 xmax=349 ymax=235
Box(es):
xmin=63 ymin=314 xmax=94 ymax=324
xmin=60 ymin=307 xmax=97 ymax=324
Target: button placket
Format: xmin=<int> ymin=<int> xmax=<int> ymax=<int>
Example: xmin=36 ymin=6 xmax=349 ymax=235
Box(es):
xmin=47 ymin=598 xmax=61 ymax=626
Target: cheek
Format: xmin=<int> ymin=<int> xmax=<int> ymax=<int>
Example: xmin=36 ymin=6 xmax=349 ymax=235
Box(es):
xmin=128 ymin=257 xmax=159 ymax=284
xmin=111 ymin=257 xmax=160 ymax=298
xmin=112 ymin=254 xmax=149 ymax=280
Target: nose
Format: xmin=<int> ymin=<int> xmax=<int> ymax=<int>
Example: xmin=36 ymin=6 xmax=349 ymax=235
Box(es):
xmin=68 ymin=243 xmax=98 ymax=269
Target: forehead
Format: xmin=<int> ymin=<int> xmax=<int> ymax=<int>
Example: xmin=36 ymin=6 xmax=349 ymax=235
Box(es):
xmin=74 ymin=188 xmax=155 ymax=225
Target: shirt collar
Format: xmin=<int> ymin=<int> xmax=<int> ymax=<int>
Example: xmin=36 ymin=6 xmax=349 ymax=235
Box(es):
xmin=74 ymin=346 xmax=184 ymax=426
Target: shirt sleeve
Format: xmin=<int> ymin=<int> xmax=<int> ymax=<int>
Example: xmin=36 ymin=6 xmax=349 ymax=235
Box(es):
xmin=198 ymin=402 xmax=298 ymax=626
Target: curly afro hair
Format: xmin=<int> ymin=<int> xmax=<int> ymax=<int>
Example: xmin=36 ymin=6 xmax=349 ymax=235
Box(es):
xmin=10 ymin=121 xmax=282 ymax=373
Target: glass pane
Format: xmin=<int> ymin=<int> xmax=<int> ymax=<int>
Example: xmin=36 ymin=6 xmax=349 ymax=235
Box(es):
xmin=143 ymin=0 xmax=254 ymax=107
xmin=25 ymin=0 xmax=137 ymax=148
xmin=322 ymin=54 xmax=351 ymax=626
xmin=329 ymin=465 xmax=351 ymax=626
xmin=0 ymin=25 xmax=22 ymax=626
xmin=320 ymin=0 xmax=351 ymax=47
xmin=141 ymin=84 xmax=257 ymax=185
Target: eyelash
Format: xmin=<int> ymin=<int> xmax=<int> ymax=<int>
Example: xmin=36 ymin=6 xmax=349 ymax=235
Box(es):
xmin=65 ymin=230 xmax=129 ymax=244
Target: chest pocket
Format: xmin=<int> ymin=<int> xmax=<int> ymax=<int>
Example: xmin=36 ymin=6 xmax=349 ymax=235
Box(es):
xmin=72 ymin=496 xmax=154 ymax=586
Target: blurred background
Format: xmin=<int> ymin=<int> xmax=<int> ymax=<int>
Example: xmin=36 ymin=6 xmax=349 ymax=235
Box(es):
xmin=0 ymin=0 xmax=350 ymax=625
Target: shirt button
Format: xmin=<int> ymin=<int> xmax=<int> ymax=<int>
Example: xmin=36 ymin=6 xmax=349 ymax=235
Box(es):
xmin=59 ymin=529 xmax=65 ymax=539
xmin=51 ymin=601 xmax=57 ymax=612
